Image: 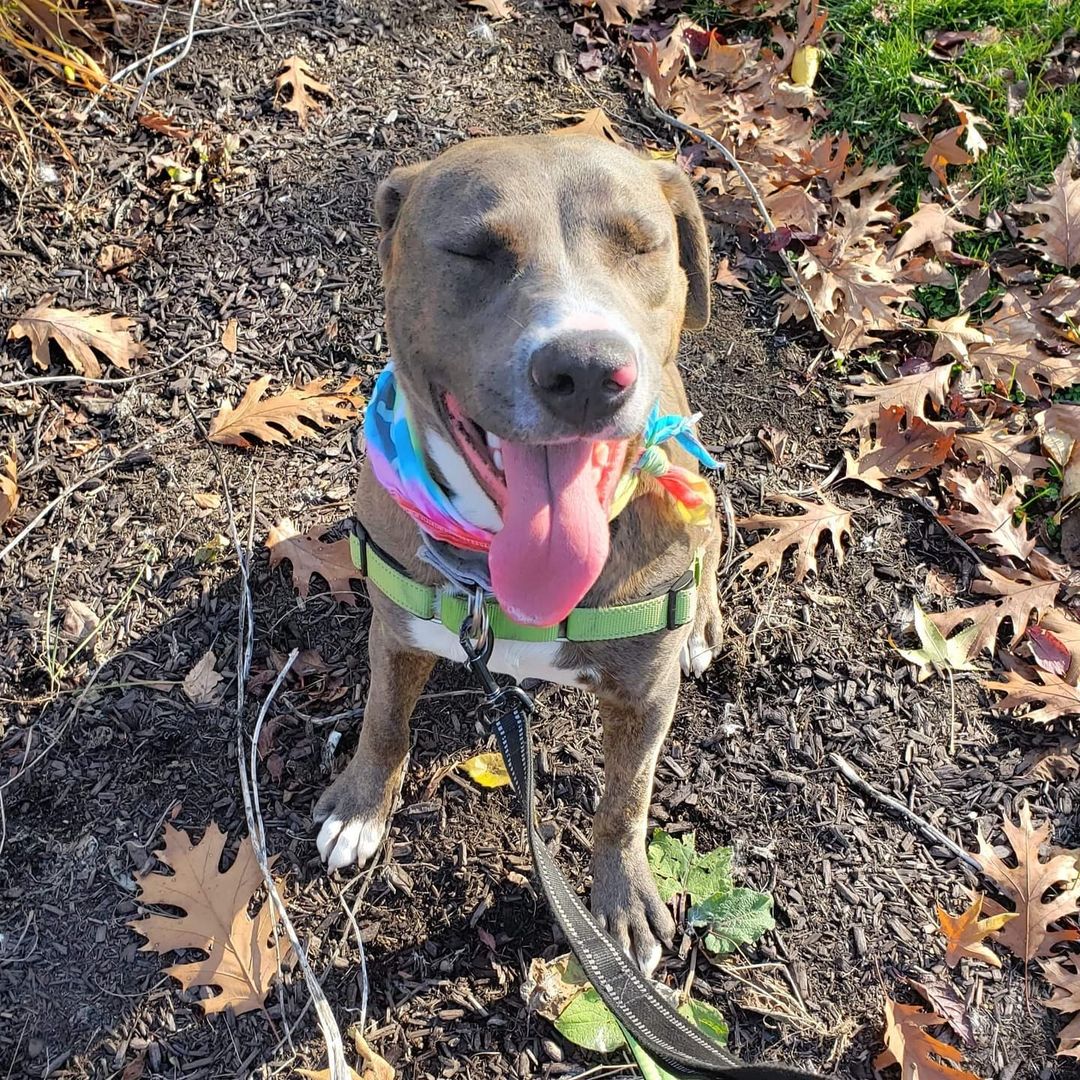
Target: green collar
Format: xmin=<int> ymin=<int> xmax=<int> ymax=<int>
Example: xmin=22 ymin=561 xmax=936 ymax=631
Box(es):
xmin=349 ymin=523 xmax=700 ymax=643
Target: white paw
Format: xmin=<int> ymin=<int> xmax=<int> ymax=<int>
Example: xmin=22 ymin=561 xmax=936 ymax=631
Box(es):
xmin=679 ymin=632 xmax=715 ymax=679
xmin=637 ymin=938 xmax=663 ymax=976
xmin=316 ymin=813 xmax=386 ymax=874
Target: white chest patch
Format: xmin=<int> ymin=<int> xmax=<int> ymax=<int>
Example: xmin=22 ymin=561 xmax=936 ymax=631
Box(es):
xmin=403 ymin=615 xmax=598 ymax=690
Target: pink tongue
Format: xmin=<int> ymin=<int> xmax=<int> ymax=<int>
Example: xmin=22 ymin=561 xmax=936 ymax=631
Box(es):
xmin=489 ymin=441 xmax=608 ymax=627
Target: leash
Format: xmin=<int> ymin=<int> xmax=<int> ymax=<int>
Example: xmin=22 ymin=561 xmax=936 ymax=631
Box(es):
xmin=456 ymin=612 xmax=821 ymax=1080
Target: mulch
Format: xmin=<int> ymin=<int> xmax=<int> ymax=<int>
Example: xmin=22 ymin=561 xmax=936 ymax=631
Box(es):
xmin=0 ymin=1 xmax=1077 ymax=1078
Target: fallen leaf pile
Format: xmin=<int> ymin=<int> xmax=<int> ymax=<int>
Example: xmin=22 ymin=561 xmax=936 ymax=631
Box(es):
xmin=578 ymin=0 xmax=1080 ymax=729
xmin=129 ymin=822 xmax=290 ymax=1015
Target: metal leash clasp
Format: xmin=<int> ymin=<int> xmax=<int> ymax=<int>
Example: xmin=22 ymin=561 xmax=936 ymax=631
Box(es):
xmin=459 ymin=588 xmax=534 ymax=721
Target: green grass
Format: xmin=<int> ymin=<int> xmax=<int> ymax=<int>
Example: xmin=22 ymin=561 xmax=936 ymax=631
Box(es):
xmin=821 ymin=0 xmax=1080 ymax=211
xmin=692 ymin=0 xmax=1080 ymax=212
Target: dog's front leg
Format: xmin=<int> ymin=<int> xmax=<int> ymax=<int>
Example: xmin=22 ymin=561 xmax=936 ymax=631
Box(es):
xmin=314 ymin=613 xmax=435 ymax=873
xmin=591 ymin=664 xmax=681 ymax=974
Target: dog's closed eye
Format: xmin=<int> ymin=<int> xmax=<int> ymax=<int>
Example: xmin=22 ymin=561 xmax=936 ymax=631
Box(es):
xmin=442 ymin=231 xmax=503 ymax=263
xmin=603 ymin=217 xmax=669 ymax=258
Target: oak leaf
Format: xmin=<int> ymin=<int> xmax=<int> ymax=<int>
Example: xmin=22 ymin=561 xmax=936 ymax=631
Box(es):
xmin=554 ymin=108 xmax=623 ymax=143
xmin=273 ymin=56 xmax=332 ymax=129
xmin=895 ymin=599 xmax=980 ymax=681
xmin=1039 ymin=403 xmax=1080 ymax=500
xmin=927 ymin=565 xmax=1059 ymax=657
xmin=266 ymin=518 xmax=360 ymax=606
xmin=843 ymin=407 xmax=955 ymax=489
xmin=1037 ymin=608 xmax=1080 ymax=683
xmin=1041 ymin=957 xmax=1080 ymax=1059
xmin=953 ymin=422 xmax=1047 ymax=485
xmin=129 ymin=823 xmax=289 ymax=1015
xmin=936 ymin=469 xmax=1034 ymax=561
xmin=587 ymin=0 xmax=652 ymax=27
xmin=1027 ymin=624 xmax=1071 ymax=678
xmin=923 ymin=126 xmax=973 ymax=186
xmin=841 ymin=364 xmax=954 ymax=435
xmin=947 ymin=99 xmax=990 ymax=158
xmin=183 ymin=649 xmax=225 ymax=706
xmin=208 ymin=375 xmax=362 ymax=448
xmin=738 ymin=494 xmax=852 ymax=582
xmin=935 ymin=893 xmax=1016 ymax=968
xmin=875 ymin=996 xmax=980 ymax=1080
xmin=1017 ymin=154 xmax=1080 ymax=270
xmin=970 ymin=802 xmax=1080 ymax=962
xmin=631 ymin=42 xmax=676 ymax=109
xmin=927 ymin=313 xmax=992 ymax=363
xmin=983 ymin=667 xmax=1080 ymax=726
xmin=468 ymin=0 xmax=513 ymax=16
xmin=907 ymin=977 xmax=974 ymax=1047
xmin=714 ymin=258 xmax=750 ymax=293
xmin=892 ymin=201 xmax=975 ymax=259
xmin=0 ymin=447 xmax=18 ymax=526
xmin=8 ymin=299 xmax=147 ymax=378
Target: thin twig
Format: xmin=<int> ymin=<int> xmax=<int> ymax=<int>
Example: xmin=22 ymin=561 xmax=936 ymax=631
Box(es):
xmin=132 ymin=0 xmax=202 ymax=111
xmin=640 ymin=97 xmax=826 ymax=339
xmin=829 ymin=752 xmax=980 ymax=873
xmin=131 ymin=0 xmax=171 ymax=116
xmin=0 ymin=435 xmax=159 ymax=567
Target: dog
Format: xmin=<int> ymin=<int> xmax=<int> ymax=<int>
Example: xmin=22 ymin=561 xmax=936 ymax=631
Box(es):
xmin=314 ymin=134 xmax=724 ymax=975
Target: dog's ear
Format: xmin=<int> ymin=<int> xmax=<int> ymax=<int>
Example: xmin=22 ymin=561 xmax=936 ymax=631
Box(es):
xmin=374 ymin=162 xmax=428 ymax=267
xmin=654 ymin=162 xmax=710 ymax=331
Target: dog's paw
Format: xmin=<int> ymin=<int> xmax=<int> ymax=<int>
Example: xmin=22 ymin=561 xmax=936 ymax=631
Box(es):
xmin=681 ymin=581 xmax=723 ymax=679
xmin=591 ymin=845 xmax=676 ymax=975
xmin=313 ymin=777 xmax=391 ymax=874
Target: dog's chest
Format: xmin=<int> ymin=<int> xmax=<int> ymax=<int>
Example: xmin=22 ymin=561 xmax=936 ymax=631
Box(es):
xmin=402 ymin=615 xmax=597 ymax=689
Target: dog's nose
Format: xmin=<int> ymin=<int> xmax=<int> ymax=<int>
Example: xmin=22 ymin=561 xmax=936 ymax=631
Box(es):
xmin=529 ymin=331 xmax=638 ymax=427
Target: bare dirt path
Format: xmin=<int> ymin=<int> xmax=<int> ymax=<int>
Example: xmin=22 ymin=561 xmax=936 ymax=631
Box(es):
xmin=0 ymin=2 xmax=1069 ymax=1077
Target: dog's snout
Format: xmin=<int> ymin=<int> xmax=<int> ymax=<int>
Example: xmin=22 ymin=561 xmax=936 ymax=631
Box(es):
xmin=529 ymin=331 xmax=638 ymax=427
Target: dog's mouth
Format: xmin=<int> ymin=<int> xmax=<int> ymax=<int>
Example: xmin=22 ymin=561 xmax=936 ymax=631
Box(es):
xmin=442 ymin=392 xmax=629 ymax=627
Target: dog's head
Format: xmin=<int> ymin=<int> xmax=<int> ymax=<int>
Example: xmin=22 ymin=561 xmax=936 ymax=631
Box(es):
xmin=374 ymin=135 xmax=709 ymax=626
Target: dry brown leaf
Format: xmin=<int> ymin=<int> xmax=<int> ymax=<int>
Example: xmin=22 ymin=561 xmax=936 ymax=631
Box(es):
xmin=130 ymin=823 xmax=288 ymax=1015
xmin=714 ymin=257 xmax=750 ymax=293
xmin=61 ymin=599 xmax=100 ymax=646
xmin=738 ymin=494 xmax=852 ymax=582
xmin=266 ymin=518 xmax=359 ymax=606
xmin=1039 ymin=403 xmax=1080 ymax=500
xmin=1042 ymin=957 xmax=1080 ymax=1059
xmin=927 ymin=313 xmax=993 ymax=363
xmin=936 ymin=469 xmax=1034 ymax=561
xmin=1039 ymin=608 xmax=1080 ymax=684
xmin=208 ymin=375 xmax=362 ymax=448
xmin=8 ymin=299 xmax=147 ymax=378
xmin=875 ymin=996 xmax=980 ymax=1080
xmin=983 ymin=667 xmax=1080 ymax=726
xmin=923 ymin=126 xmax=973 ymax=186
xmin=221 ymin=318 xmax=238 ymax=354
xmin=554 ymin=108 xmax=624 ymax=143
xmin=468 ymin=0 xmax=514 ymax=17
xmin=632 ymin=42 xmax=677 ymax=108
xmin=928 ymin=565 xmax=1060 ymax=657
xmin=299 ymin=1033 xmax=395 ymax=1080
xmin=953 ymin=422 xmax=1048 ymax=486
xmin=0 ymin=447 xmax=18 ymax=526
xmin=137 ymin=110 xmax=192 ymax=141
xmin=935 ymin=893 xmax=1016 ymax=968
xmin=1020 ymin=738 xmax=1080 ymax=781
xmin=892 ymin=201 xmax=976 ymax=259
xmin=183 ymin=648 xmax=225 ymax=706
xmin=1017 ymin=154 xmax=1080 ymax=270
xmin=907 ymin=977 xmax=974 ymax=1047
xmin=586 ymin=0 xmax=652 ymax=27
xmin=947 ymin=99 xmax=990 ymax=158
xmin=841 ymin=364 xmax=954 ymax=435
xmin=273 ymin=56 xmax=332 ymax=129
xmin=192 ymin=491 xmax=222 ymax=511
xmin=969 ymin=801 xmax=1080 ymax=961
xmin=843 ymin=407 xmax=955 ymax=489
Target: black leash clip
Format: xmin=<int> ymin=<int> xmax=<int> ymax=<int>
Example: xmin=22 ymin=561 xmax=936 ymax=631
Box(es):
xmin=459 ymin=615 xmax=535 ymax=726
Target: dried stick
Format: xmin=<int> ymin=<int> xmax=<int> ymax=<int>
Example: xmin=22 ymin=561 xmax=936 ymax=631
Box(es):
xmin=640 ymin=97 xmax=825 ymax=339
xmin=829 ymin=752 xmax=981 ymax=873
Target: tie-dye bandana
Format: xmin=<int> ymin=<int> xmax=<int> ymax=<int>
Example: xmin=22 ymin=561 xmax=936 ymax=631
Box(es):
xmin=363 ymin=362 xmax=720 ymax=553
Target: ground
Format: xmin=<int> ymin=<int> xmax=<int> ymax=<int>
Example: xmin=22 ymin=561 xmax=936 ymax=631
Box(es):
xmin=0 ymin=1 xmax=1076 ymax=1078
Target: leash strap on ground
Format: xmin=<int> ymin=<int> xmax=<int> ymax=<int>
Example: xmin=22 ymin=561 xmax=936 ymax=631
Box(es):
xmin=458 ymin=625 xmax=821 ymax=1080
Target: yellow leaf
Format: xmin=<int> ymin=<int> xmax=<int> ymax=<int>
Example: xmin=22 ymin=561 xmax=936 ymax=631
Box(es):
xmin=646 ymin=147 xmax=677 ymax=160
xmin=791 ymin=45 xmax=819 ymax=88
xmin=461 ymin=751 xmax=511 ymax=788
